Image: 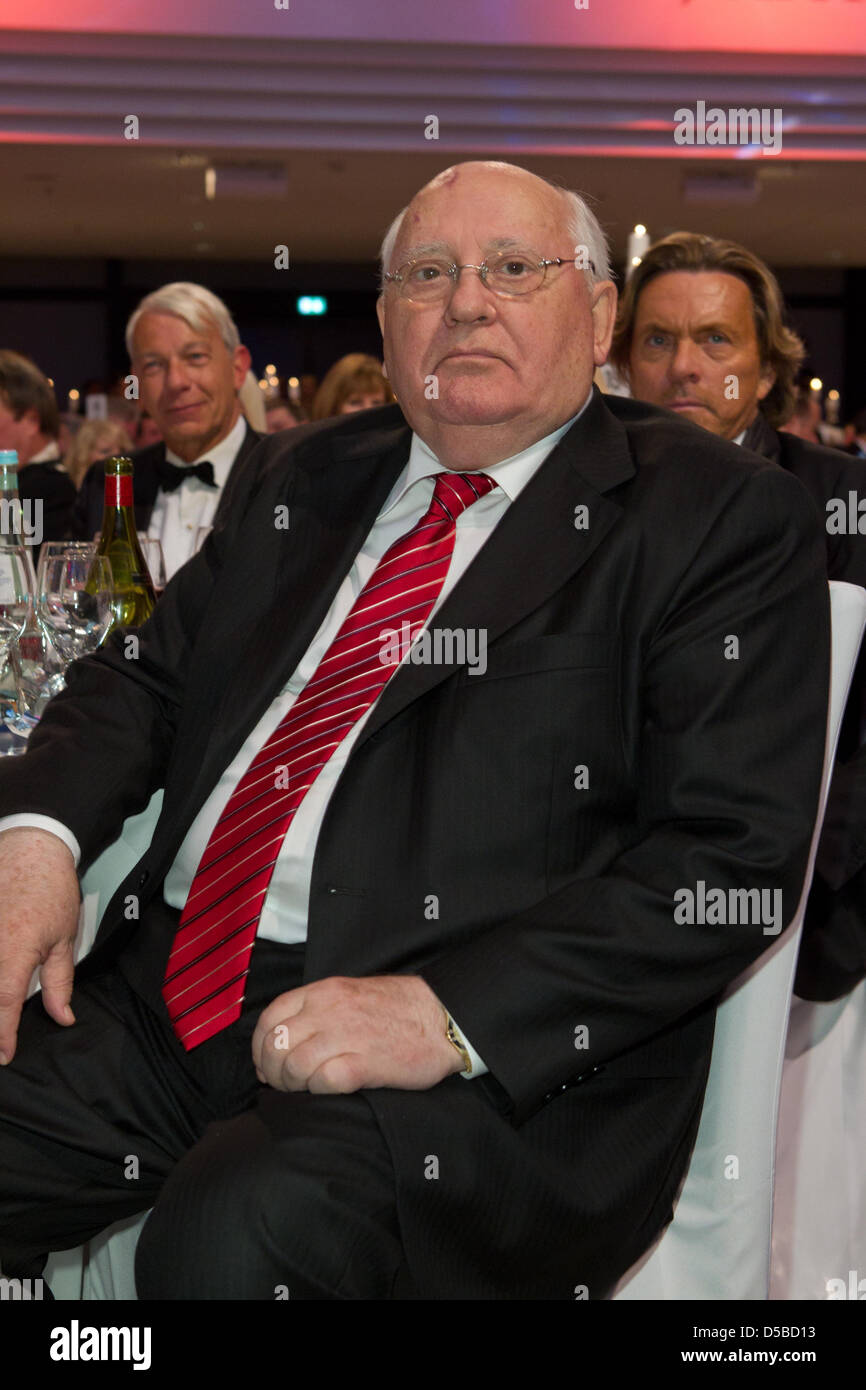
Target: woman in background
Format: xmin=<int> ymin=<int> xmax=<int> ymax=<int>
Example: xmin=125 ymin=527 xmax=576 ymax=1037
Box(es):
xmin=62 ymin=418 xmax=134 ymax=490
xmin=311 ymin=353 xmax=394 ymax=420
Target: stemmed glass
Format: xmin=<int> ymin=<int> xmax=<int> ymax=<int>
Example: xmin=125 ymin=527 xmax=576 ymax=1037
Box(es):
xmin=35 ymin=541 xmax=98 ymax=595
xmin=137 ymin=535 xmax=167 ymax=599
xmin=33 ymin=541 xmax=97 ymax=694
xmin=36 ymin=553 xmax=114 ymax=667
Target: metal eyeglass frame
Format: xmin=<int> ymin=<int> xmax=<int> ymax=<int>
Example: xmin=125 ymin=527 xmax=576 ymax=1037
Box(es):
xmin=383 ymin=250 xmax=597 ymax=301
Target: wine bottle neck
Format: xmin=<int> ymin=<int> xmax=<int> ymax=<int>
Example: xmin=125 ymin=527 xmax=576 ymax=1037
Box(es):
xmin=105 ymin=473 xmax=134 ymax=508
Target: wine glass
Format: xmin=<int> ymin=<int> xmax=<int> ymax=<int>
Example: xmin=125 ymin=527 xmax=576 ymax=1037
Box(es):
xmin=35 ymin=541 xmax=97 ymax=597
xmin=137 ymin=535 xmax=167 ymax=599
xmin=34 ymin=541 xmax=97 ymax=667
xmin=36 ymin=553 xmax=114 ymax=666
xmin=4 ymin=623 xmax=68 ymax=748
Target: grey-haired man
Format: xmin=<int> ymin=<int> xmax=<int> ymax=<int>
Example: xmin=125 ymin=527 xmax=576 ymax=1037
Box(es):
xmin=73 ymin=282 xmax=261 ymax=579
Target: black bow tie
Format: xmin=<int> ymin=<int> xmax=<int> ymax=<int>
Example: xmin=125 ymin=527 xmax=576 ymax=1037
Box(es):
xmin=156 ymin=458 xmax=217 ymax=493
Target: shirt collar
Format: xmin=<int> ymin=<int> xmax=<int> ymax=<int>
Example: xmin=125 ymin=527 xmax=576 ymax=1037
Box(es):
xmin=380 ymin=389 xmax=594 ymax=516
xmin=26 ymin=440 xmax=61 ymax=465
xmin=164 ymin=413 xmax=247 ymax=486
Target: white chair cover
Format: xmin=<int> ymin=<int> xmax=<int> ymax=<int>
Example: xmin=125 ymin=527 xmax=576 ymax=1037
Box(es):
xmin=771 ymin=981 xmax=866 ymax=1297
xmin=613 ymin=580 xmax=866 ymax=1299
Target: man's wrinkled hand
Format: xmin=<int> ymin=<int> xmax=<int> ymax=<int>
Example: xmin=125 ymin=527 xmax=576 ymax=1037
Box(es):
xmin=251 ymin=974 xmax=463 ymax=1093
xmin=0 ymin=828 xmax=81 ymax=1066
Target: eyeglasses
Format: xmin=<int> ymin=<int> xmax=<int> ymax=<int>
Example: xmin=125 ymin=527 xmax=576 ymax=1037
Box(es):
xmin=383 ymin=248 xmax=595 ymax=303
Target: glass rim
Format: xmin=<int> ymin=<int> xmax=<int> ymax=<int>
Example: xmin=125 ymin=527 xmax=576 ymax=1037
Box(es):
xmin=39 ymin=541 xmax=97 ymax=550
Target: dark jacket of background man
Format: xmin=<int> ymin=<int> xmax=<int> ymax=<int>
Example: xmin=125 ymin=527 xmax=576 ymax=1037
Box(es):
xmin=0 ymin=349 xmax=76 ymax=546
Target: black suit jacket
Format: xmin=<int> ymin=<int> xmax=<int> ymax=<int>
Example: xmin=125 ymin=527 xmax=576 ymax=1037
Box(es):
xmin=744 ymin=412 xmax=866 ymax=1000
xmin=0 ymin=392 xmax=830 ymax=1298
xmin=71 ymin=421 xmax=263 ymax=540
xmin=16 ymin=458 xmax=76 ymax=549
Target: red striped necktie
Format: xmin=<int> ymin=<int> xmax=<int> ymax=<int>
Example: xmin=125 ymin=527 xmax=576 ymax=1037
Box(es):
xmin=162 ymin=469 xmax=498 ymax=1048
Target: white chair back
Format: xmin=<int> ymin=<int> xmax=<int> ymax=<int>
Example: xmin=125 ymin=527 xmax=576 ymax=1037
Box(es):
xmin=772 ymin=981 xmax=866 ymax=1299
xmin=613 ymin=580 xmax=866 ymax=1300
xmin=772 ymin=584 xmax=866 ymax=1298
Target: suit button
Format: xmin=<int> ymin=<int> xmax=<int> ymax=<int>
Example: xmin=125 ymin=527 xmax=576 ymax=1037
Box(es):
xmin=138 ymin=870 xmax=150 ymax=887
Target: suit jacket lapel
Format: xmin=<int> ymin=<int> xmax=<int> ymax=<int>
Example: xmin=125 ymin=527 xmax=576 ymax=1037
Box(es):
xmin=357 ymin=388 xmax=634 ymax=748
xmin=165 ymin=393 xmax=634 ymax=839
xmin=223 ymin=424 xmax=412 ymax=724
xmin=212 ymin=422 xmax=263 ymax=527
xmin=167 ymin=417 xmax=413 ymax=829
xmin=132 ymin=444 xmax=164 ymax=531
xmin=741 ymin=411 xmax=781 ymax=465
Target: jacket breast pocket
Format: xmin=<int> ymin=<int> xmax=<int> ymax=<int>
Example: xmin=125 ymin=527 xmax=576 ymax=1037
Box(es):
xmin=451 ymin=635 xmax=629 ymax=891
xmin=449 ymin=632 xmax=626 ymax=881
xmin=456 ymin=632 xmax=615 ymax=684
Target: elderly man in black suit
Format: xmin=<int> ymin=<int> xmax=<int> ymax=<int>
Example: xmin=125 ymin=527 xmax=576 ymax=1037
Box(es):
xmin=73 ymin=282 xmax=262 ymax=580
xmin=612 ymin=230 xmax=866 ymax=1002
xmin=0 ymin=163 xmax=829 ymax=1300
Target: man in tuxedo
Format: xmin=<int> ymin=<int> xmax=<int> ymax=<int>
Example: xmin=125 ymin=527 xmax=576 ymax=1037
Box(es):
xmin=844 ymin=409 xmax=866 ymax=458
xmin=0 ymin=349 xmax=76 ymax=547
xmin=611 ymin=230 xmax=866 ymax=1001
xmin=73 ymin=282 xmax=262 ymax=580
xmin=0 ymin=162 xmax=830 ymax=1300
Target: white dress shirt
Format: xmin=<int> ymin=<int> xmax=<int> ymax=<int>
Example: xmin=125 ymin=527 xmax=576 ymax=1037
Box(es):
xmin=26 ymin=442 xmax=62 ymax=465
xmin=147 ymin=414 xmax=248 ymax=581
xmin=2 ymin=395 xmax=592 ymax=1074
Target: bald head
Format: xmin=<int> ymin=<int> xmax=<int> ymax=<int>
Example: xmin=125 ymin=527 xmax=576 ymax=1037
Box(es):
xmin=376 ymin=159 xmax=617 ymax=471
xmin=386 ymin=163 xmax=570 ymax=271
xmin=380 ymin=162 xmax=607 ymax=287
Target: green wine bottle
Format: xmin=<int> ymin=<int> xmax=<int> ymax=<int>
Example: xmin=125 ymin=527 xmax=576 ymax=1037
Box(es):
xmin=0 ymin=449 xmax=37 ymax=582
xmin=0 ymin=449 xmax=39 ymax=707
xmin=0 ymin=449 xmax=24 ymax=547
xmin=96 ymin=457 xmax=156 ymax=633
xmin=0 ymin=450 xmax=21 ymax=704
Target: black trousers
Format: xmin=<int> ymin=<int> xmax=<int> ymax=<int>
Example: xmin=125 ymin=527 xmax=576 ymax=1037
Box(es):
xmin=0 ymin=908 xmax=414 ymax=1300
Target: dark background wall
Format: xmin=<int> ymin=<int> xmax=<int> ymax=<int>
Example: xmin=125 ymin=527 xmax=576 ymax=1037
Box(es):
xmin=1 ymin=256 xmax=863 ymax=416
